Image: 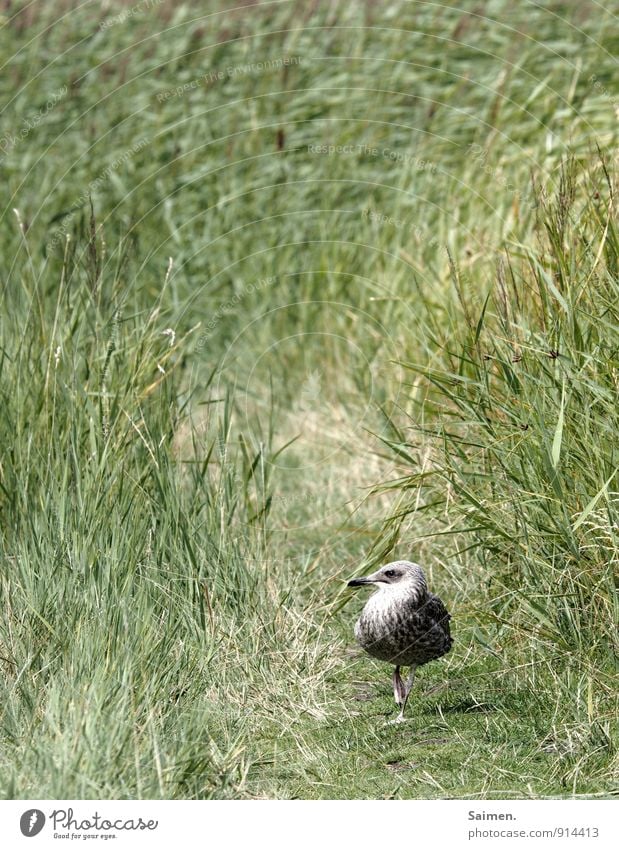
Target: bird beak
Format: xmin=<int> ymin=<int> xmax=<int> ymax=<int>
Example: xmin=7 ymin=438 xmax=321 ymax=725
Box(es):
xmin=347 ymin=576 xmax=375 ymax=587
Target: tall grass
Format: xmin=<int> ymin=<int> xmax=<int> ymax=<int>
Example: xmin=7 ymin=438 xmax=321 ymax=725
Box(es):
xmin=379 ymin=159 xmax=618 ymax=711
xmin=1 ymin=0 xmax=618 ymax=798
xmin=0 ymin=222 xmax=337 ymax=797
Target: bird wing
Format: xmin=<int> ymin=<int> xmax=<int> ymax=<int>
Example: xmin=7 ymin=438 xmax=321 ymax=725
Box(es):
xmin=421 ymin=593 xmax=452 ymax=640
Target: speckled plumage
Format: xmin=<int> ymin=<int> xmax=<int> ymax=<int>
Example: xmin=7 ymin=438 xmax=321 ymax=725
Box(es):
xmin=348 ymin=560 xmax=452 ymax=721
xmin=354 ymin=578 xmax=452 ymax=666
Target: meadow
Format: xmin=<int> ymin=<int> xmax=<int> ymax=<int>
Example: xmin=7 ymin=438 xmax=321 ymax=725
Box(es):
xmin=0 ymin=0 xmax=617 ymax=798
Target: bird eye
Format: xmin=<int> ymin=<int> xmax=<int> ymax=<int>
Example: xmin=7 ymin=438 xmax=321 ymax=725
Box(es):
xmin=384 ymin=569 xmax=397 ymax=578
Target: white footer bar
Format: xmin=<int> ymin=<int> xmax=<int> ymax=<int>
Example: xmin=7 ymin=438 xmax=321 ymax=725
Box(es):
xmin=0 ymin=799 xmax=615 ymax=849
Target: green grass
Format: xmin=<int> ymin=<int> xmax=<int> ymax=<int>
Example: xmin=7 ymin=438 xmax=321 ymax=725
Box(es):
xmin=0 ymin=0 xmax=617 ymax=798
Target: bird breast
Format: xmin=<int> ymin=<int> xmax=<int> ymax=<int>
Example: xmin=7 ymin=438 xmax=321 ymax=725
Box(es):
xmin=354 ymin=588 xmax=452 ymax=666
xmin=355 ymin=590 xmax=416 ymax=656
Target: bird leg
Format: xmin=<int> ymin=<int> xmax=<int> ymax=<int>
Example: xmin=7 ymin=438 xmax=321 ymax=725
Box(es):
xmin=392 ymin=666 xmax=406 ymax=706
xmin=395 ymin=666 xmax=417 ymax=722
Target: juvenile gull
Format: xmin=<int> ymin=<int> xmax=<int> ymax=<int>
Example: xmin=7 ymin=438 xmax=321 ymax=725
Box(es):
xmin=348 ymin=560 xmax=452 ymax=722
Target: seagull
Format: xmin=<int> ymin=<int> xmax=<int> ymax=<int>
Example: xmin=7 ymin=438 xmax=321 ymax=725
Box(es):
xmin=348 ymin=560 xmax=452 ymax=722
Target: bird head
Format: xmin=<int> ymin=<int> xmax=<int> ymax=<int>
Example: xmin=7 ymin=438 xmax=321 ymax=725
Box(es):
xmin=348 ymin=560 xmax=427 ymax=597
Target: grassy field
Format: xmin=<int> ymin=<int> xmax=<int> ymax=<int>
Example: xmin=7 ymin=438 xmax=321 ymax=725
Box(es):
xmin=0 ymin=0 xmax=617 ymax=799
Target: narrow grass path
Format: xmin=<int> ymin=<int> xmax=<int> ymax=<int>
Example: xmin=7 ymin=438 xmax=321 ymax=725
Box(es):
xmin=0 ymin=0 xmax=617 ymax=799
xmin=223 ymin=405 xmax=615 ymax=800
